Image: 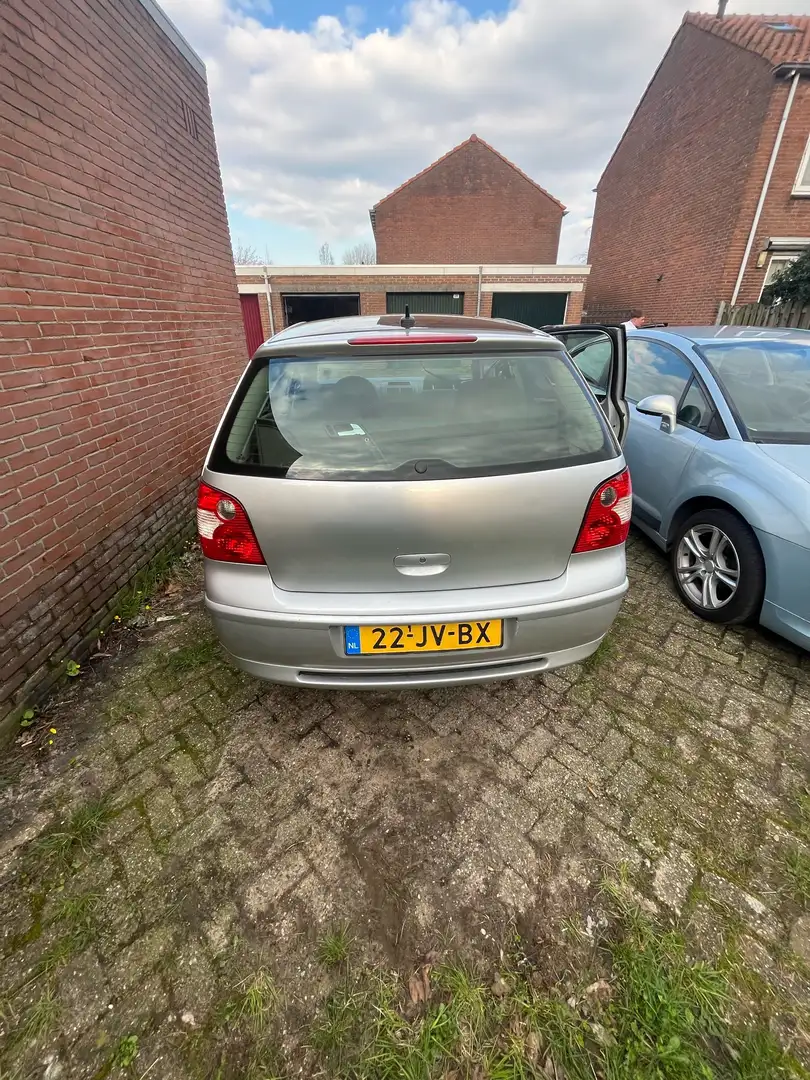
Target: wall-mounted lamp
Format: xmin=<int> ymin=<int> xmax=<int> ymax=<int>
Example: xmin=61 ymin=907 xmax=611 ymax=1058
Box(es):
xmin=756 ymin=250 xmax=768 ymax=268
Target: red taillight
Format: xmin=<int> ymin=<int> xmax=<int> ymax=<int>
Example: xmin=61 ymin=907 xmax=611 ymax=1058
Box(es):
xmin=573 ymin=469 xmax=632 ymax=553
xmin=347 ymin=334 xmax=478 ymax=345
xmin=196 ymin=482 xmax=265 ymax=565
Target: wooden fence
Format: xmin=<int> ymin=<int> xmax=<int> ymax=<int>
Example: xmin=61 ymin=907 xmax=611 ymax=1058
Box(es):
xmin=720 ymin=299 xmax=810 ymax=328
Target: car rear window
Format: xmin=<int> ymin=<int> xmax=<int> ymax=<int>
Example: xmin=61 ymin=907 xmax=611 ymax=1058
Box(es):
xmin=209 ymin=351 xmax=615 ymax=481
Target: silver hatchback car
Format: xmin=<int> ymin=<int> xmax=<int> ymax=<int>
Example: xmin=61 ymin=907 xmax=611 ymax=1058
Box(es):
xmin=198 ymin=314 xmax=631 ymax=689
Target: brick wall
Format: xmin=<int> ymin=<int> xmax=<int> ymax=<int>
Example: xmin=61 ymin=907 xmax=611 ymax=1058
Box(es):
xmin=374 ymin=139 xmax=564 ymax=265
xmin=586 ymin=24 xmax=773 ymax=325
xmin=237 ymin=269 xmax=587 ymax=334
xmin=727 ymin=78 xmax=810 ymax=305
xmin=0 ymin=0 xmax=245 ymax=731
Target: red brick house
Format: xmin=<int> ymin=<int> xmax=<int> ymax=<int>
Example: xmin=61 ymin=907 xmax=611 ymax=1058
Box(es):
xmin=233 ymin=137 xmax=582 ymax=344
xmin=586 ymin=13 xmax=810 ymax=325
xmin=0 ymin=0 xmax=245 ymax=732
xmin=371 ymin=135 xmax=566 ymax=265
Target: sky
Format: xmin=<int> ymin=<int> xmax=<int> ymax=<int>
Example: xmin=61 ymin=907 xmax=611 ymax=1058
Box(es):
xmin=161 ymin=0 xmax=810 ymax=266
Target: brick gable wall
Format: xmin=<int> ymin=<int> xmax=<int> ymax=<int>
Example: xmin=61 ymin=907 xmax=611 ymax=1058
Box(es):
xmin=0 ymin=0 xmax=245 ymax=731
xmin=726 ymin=78 xmax=810 ymax=306
xmin=374 ymin=141 xmax=564 ymax=265
xmin=585 ymin=24 xmax=772 ymax=324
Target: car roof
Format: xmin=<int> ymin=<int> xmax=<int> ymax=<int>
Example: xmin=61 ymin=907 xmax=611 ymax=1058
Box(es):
xmin=260 ymin=313 xmax=561 ymax=352
xmin=629 ymin=325 xmax=810 ymax=347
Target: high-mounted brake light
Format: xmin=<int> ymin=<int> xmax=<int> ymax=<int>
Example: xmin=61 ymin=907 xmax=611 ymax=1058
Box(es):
xmin=348 ymin=334 xmax=478 ymax=345
xmin=197 ymin=482 xmax=265 ymax=564
xmin=573 ymin=469 xmax=632 ymax=553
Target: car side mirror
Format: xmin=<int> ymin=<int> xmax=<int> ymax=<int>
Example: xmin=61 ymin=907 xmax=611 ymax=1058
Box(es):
xmin=636 ymin=393 xmax=678 ymax=433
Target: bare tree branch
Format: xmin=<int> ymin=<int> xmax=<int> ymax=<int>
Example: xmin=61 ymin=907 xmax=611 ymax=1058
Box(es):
xmin=319 ymin=242 xmax=335 ymax=265
xmin=234 ymin=240 xmax=261 ymax=265
xmin=342 ymin=241 xmax=376 ymax=265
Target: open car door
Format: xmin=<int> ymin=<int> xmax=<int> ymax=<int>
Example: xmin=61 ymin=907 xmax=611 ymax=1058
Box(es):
xmin=541 ymin=324 xmax=628 ymax=445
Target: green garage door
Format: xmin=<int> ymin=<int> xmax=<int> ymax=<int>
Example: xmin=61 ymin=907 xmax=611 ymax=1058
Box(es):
xmin=386 ymin=292 xmax=464 ymax=315
xmin=491 ymin=292 xmax=568 ymax=328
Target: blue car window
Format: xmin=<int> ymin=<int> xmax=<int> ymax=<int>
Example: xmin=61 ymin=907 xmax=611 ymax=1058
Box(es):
xmin=701 ymin=340 xmax=810 ymax=443
xmin=677 ymin=379 xmax=712 ymax=433
xmin=571 ymin=338 xmax=611 ymax=396
xmin=627 ymin=339 xmax=692 ymax=403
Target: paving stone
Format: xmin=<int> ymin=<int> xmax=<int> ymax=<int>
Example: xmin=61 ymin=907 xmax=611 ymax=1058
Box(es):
xmin=607 ymin=759 xmax=649 ymax=803
xmin=496 ymin=866 xmax=534 ymax=910
xmin=172 ymin=939 xmax=219 ymax=1014
xmin=703 ymin=873 xmax=783 ymax=944
xmin=108 ymin=719 xmax=144 ymax=759
xmin=144 ymin=788 xmax=185 ymax=839
xmin=652 ymin=848 xmax=696 ymax=913
xmin=109 ymin=925 xmax=176 ymax=994
xmin=120 ymin=829 xmax=163 ymax=891
xmin=162 ymin=749 xmax=203 ymax=788
xmin=511 ymin=725 xmax=555 ymax=770
xmin=593 ymin=728 xmax=631 ymax=772
xmin=789 ymin=915 xmax=810 ymax=965
xmin=530 ymin=801 xmax=578 ymax=847
xmin=58 ymin=952 xmax=110 ymax=1040
xmin=118 ymin=732 xmax=176 ymax=777
xmin=167 ymin=806 xmax=228 ymax=856
xmin=582 ymin=819 xmax=644 ymax=870
xmin=244 ymin=850 xmax=311 ymax=917
xmin=3 ymin=541 xmax=810 ymax=1075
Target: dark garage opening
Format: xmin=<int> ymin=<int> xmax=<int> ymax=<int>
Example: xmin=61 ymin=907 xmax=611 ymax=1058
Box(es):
xmin=283 ymin=293 xmax=360 ymax=326
xmin=387 ymin=292 xmax=464 ymax=315
xmin=491 ymin=292 xmax=568 ymax=328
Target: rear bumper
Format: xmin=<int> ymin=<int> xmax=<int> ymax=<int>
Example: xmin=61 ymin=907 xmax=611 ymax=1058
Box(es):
xmin=204 ymin=568 xmax=628 ymax=689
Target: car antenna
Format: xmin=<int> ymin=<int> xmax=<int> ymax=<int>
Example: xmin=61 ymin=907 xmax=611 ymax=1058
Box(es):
xmin=401 ymin=305 xmax=415 ymax=330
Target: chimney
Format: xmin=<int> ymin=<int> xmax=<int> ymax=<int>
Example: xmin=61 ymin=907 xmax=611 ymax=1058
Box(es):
xmin=716 ymin=0 xmax=729 ymax=17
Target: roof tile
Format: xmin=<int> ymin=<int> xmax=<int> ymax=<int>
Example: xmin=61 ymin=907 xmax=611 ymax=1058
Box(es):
xmin=684 ymin=11 xmax=810 ymax=65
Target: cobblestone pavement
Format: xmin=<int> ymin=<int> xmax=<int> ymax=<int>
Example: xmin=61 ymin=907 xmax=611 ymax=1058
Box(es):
xmin=2 ymin=534 xmax=810 ymax=1077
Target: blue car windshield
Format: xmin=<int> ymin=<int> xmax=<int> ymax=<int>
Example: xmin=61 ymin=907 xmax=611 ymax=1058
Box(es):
xmin=701 ymin=340 xmax=810 ymax=443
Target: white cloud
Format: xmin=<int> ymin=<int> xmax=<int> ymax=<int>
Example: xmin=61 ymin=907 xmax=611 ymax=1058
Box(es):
xmin=162 ymin=0 xmax=810 ymax=261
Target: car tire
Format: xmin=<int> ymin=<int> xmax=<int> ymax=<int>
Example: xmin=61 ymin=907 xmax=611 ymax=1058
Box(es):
xmin=670 ymin=508 xmax=765 ymax=625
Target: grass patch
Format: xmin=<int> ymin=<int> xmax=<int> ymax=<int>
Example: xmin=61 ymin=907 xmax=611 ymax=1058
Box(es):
xmin=16 ymin=984 xmax=61 ymax=1046
xmin=220 ymin=969 xmax=280 ymax=1035
xmin=162 ymin=637 xmax=221 ymax=674
xmin=113 ymin=1034 xmax=139 ymax=1068
xmin=582 ymin=633 xmax=616 ymax=673
xmin=31 ymin=801 xmax=113 ymax=867
xmin=20 ymin=895 xmax=100 ymax=987
xmin=306 ymin=892 xmax=806 ymax=1080
xmin=316 ymin=925 xmax=354 ymax=970
xmin=113 ymin=539 xmax=193 ymax=622
xmin=793 ymin=790 xmax=810 ymax=845
xmin=784 ymin=848 xmax=810 ymax=906
xmin=54 ymin=890 xmax=99 ymax=929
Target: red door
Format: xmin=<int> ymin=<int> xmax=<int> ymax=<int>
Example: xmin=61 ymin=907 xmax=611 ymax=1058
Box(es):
xmin=240 ymin=294 xmax=265 ymax=357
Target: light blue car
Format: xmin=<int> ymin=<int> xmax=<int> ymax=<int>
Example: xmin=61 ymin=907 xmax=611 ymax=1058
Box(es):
xmin=571 ymin=325 xmax=810 ymax=651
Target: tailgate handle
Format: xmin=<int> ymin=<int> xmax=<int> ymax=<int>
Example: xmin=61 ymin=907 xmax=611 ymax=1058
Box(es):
xmin=394 ymin=553 xmax=451 ymax=577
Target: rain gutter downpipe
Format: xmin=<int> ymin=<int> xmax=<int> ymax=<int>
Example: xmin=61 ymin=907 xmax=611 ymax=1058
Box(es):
xmin=476 ymin=264 xmax=483 ymax=315
xmin=263 ymin=265 xmax=275 ymax=337
xmin=730 ymin=70 xmax=800 ymax=307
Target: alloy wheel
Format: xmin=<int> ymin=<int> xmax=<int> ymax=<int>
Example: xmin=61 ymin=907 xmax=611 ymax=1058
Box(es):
xmin=675 ymin=524 xmax=740 ymax=610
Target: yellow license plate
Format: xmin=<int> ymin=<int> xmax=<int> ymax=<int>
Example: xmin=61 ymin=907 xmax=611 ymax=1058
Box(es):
xmin=344 ymin=620 xmax=503 ymax=655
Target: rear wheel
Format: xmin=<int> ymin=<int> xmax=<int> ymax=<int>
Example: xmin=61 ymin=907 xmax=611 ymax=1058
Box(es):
xmin=670 ymin=508 xmax=764 ymax=625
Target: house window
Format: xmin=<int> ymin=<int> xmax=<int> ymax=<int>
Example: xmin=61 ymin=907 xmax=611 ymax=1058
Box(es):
xmin=793 ymin=136 xmax=810 ymax=195
xmin=760 ymin=254 xmax=799 ymax=299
